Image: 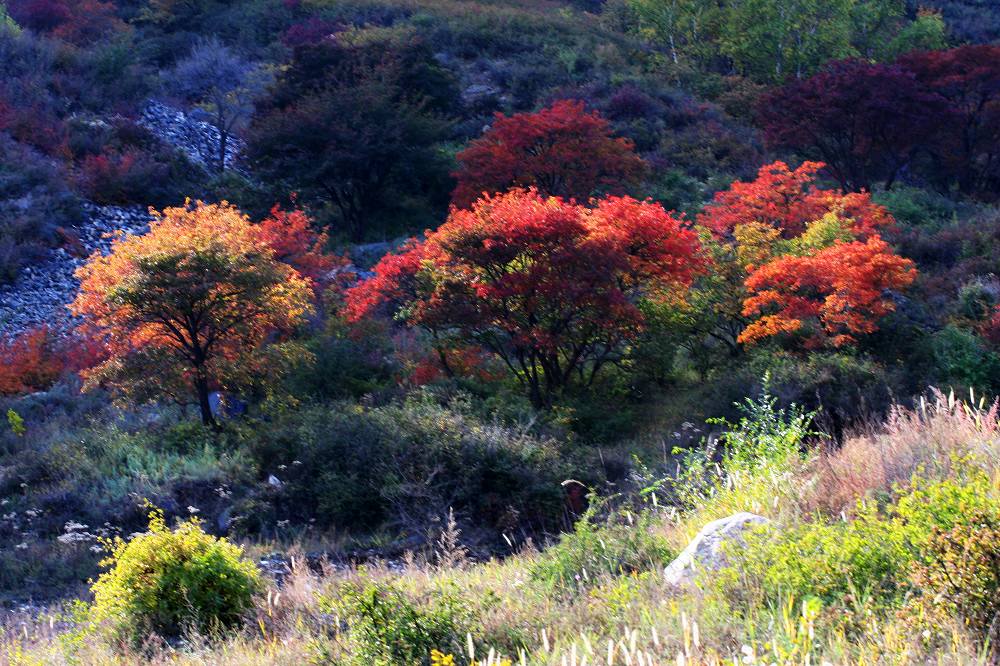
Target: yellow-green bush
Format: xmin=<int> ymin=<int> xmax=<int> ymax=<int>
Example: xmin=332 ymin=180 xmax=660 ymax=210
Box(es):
xmin=90 ymin=508 xmax=262 ymax=644
xmin=325 ymin=578 xmax=474 ymax=666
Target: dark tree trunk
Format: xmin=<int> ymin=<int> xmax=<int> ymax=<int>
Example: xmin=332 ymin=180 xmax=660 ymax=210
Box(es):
xmin=195 ymin=374 xmax=217 ymax=428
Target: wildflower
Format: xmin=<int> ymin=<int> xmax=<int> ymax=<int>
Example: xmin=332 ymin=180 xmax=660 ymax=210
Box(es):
xmin=187 ymin=506 xmax=200 ymax=514
xmin=15 ymin=543 xmax=27 ymax=550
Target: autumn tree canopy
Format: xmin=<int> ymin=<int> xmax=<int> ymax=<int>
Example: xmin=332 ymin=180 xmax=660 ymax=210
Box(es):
xmin=694 ymin=160 xmax=915 ymax=350
xmin=759 ymin=48 xmax=1000 ymax=198
xmin=451 ymin=100 xmax=648 ymax=209
xmin=698 ymin=161 xmax=893 ymax=240
xmin=71 ymin=201 xmax=314 ymax=425
xmin=345 ymin=189 xmax=703 ymax=408
xmin=898 ymin=45 xmax=1000 ymax=197
xmin=740 ymin=236 xmax=917 ymax=347
xmin=758 ymin=59 xmax=951 ymax=191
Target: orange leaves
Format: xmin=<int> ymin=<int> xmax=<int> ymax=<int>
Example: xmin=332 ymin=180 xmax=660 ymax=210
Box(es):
xmin=70 ymin=201 xmax=315 ymax=423
xmin=451 ymin=100 xmax=648 ymax=208
xmin=699 ymin=161 xmax=893 ymax=239
xmin=739 ymin=237 xmax=917 ymax=347
xmin=694 ymin=160 xmax=917 ymax=349
xmin=0 ymin=327 xmax=64 ymax=396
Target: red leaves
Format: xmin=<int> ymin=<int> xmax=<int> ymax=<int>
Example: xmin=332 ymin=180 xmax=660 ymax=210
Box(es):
xmin=256 ymin=205 xmax=347 ymax=293
xmin=758 ymin=59 xmax=950 ymax=191
xmin=699 ymin=161 xmax=892 ymax=240
xmin=759 ymin=49 xmax=1000 ymax=198
xmin=343 ymin=240 xmax=432 ymax=324
xmin=451 ymin=100 xmax=648 ymax=209
xmin=898 ymin=46 xmax=1000 ymax=197
xmin=345 ymin=189 xmax=703 ymax=405
xmin=740 ymin=236 xmax=916 ymax=348
xmin=0 ymin=327 xmax=63 ymax=396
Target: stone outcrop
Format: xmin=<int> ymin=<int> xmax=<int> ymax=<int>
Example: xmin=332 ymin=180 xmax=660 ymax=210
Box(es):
xmin=139 ymin=99 xmax=245 ymax=173
xmin=0 ymin=204 xmax=151 ymax=337
xmin=663 ymin=512 xmax=770 ymax=587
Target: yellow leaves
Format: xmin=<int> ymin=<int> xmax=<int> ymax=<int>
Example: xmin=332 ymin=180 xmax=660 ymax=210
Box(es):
xmin=69 ymin=200 xmax=315 ymax=415
xmin=790 ymin=211 xmax=855 ymax=255
xmin=734 ymin=221 xmax=781 ymax=268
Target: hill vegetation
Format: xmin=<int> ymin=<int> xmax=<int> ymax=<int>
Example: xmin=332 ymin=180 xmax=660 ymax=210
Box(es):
xmin=1 ymin=0 xmax=1000 ymax=663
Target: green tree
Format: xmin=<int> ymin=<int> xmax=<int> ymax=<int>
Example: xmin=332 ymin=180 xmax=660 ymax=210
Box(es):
xmin=719 ymin=0 xmax=855 ymax=82
xmin=629 ymin=0 xmax=723 ymax=67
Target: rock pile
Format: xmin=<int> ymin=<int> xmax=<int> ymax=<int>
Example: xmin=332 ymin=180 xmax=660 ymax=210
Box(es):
xmin=0 ymin=204 xmax=151 ymax=337
xmin=139 ymin=99 xmax=245 ymax=173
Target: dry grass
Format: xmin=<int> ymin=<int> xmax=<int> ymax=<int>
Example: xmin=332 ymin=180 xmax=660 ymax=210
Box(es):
xmin=3 ymin=389 xmax=999 ymax=665
xmin=809 ymin=388 xmax=1000 ymax=516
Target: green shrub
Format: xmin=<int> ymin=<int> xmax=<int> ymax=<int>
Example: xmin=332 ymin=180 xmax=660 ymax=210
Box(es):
xmin=244 ymin=396 xmax=571 ymax=538
xmin=724 ymin=474 xmax=1000 ymax=614
xmin=893 ymin=470 xmax=1000 ymax=550
xmin=90 ymin=508 xmax=262 ymax=644
xmin=529 ymin=501 xmax=674 ymax=592
xmin=929 ymin=326 xmax=1000 ymax=393
xmin=330 ymin=578 xmax=472 ymax=666
xmin=872 ymin=185 xmax=961 ymax=228
xmin=732 ymin=504 xmax=910 ymax=608
xmin=910 ymin=512 xmax=1000 ymax=645
xmin=710 ymin=377 xmax=816 ymax=474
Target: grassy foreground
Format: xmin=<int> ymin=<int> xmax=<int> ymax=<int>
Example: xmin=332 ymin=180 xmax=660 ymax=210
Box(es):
xmin=1 ymin=389 xmax=998 ymax=665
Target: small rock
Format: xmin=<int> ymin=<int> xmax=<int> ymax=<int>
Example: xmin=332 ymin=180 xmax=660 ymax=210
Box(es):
xmin=663 ymin=512 xmax=770 ymax=587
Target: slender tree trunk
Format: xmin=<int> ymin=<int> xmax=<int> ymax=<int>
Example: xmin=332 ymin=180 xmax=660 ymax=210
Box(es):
xmin=195 ymin=373 xmax=217 ymax=428
xmin=218 ymin=130 xmax=228 ymax=174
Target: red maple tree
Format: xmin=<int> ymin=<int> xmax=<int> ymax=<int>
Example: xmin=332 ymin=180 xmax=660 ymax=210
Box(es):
xmin=345 ymin=189 xmax=703 ymax=407
xmin=757 ymin=59 xmax=950 ymax=191
xmin=451 ymin=100 xmax=648 ymax=209
xmin=898 ymin=46 xmax=1000 ymax=197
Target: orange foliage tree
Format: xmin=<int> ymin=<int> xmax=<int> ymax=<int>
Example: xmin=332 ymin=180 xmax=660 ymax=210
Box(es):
xmin=699 ymin=161 xmax=893 ymax=240
xmin=345 ymin=189 xmax=703 ymax=408
xmin=695 ymin=160 xmax=915 ymax=349
xmin=739 ymin=237 xmax=917 ymax=347
xmin=71 ymin=201 xmax=314 ymax=425
xmin=451 ymin=100 xmax=648 ymax=209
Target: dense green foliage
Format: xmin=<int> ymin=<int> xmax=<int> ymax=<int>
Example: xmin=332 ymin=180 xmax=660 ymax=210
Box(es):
xmin=90 ymin=508 xmax=262 ymax=644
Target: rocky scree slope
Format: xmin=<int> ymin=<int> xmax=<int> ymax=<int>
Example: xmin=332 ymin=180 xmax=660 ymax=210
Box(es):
xmin=0 ymin=101 xmax=237 ymax=338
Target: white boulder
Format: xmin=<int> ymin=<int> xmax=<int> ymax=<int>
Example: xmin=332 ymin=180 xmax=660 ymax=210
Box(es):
xmin=664 ymin=512 xmax=770 ymax=587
